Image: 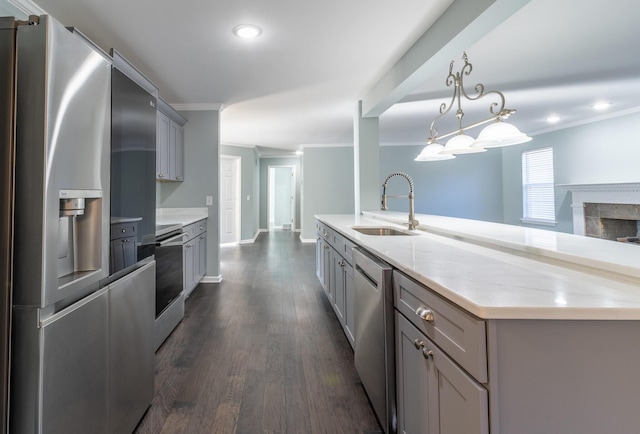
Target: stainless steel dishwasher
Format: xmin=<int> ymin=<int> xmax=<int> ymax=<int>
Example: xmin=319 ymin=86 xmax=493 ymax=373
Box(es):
xmin=353 ymin=248 xmax=395 ymax=434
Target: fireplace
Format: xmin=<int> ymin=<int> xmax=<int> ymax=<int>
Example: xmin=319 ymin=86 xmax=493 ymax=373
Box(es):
xmin=560 ymin=183 xmax=640 ymax=241
xmin=584 ymin=203 xmax=640 ymax=242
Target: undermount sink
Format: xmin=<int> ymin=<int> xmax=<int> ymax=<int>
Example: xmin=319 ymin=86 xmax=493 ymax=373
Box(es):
xmin=352 ymin=226 xmax=417 ymax=236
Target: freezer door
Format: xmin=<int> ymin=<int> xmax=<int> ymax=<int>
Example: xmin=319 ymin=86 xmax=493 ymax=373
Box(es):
xmin=108 ymin=261 xmax=155 ymax=434
xmin=6 ymin=287 xmax=112 ymax=434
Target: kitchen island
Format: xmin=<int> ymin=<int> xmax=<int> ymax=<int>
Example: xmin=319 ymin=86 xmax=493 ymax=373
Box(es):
xmin=316 ymin=212 xmax=640 ymax=434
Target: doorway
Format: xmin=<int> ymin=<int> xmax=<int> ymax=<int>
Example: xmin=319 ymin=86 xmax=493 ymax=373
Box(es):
xmin=268 ymin=166 xmax=296 ymax=231
xmin=220 ymin=156 xmax=241 ymax=245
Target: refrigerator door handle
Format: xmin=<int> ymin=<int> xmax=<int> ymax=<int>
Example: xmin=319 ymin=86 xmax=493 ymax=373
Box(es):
xmin=39 ymin=287 xmax=109 ymax=328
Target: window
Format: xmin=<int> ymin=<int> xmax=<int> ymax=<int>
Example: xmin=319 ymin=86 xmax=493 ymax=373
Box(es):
xmin=522 ymin=147 xmax=556 ymax=225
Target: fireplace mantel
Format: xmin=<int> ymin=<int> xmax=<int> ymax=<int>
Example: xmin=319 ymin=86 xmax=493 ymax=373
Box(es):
xmin=558 ymin=183 xmax=640 ymax=235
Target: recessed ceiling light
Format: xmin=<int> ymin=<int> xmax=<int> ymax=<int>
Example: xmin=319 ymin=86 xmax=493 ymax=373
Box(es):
xmin=233 ymin=24 xmax=262 ymax=39
xmin=591 ymin=102 xmax=611 ymax=111
xmin=546 ymin=115 xmax=561 ymax=123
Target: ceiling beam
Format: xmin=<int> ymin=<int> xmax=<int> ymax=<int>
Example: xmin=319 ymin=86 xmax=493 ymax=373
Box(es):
xmin=361 ymin=0 xmax=532 ymax=118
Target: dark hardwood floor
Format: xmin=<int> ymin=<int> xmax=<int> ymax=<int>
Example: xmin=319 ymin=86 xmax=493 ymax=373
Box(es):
xmin=135 ymin=231 xmax=381 ymax=434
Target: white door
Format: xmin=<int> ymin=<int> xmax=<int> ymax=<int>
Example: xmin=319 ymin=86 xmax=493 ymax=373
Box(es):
xmin=268 ymin=166 xmax=295 ymax=230
xmin=220 ymin=156 xmax=240 ymax=244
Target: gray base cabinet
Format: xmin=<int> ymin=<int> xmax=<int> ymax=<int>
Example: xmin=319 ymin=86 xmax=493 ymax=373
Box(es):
xmin=396 ymin=313 xmax=488 ymax=434
xmin=183 ymin=219 xmax=207 ymax=297
xmin=316 ymin=221 xmax=355 ymax=348
xmin=394 ymin=268 xmax=640 ymax=434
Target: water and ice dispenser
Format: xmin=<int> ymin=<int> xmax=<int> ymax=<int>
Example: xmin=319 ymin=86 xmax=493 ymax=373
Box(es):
xmin=57 ymin=189 xmax=104 ymax=283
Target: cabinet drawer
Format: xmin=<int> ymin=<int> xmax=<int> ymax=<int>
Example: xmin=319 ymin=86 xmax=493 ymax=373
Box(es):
xmin=394 ymin=270 xmax=487 ymax=383
xmin=194 ymin=219 xmax=207 ymax=236
xmin=183 ymin=223 xmax=196 ymax=241
xmin=319 ymin=223 xmax=334 ymax=246
xmin=110 ymin=222 xmax=137 ymax=240
xmin=331 ymin=231 xmax=356 ymax=265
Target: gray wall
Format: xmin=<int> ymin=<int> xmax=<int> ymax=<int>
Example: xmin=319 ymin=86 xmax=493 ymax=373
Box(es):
xmin=379 ymin=145 xmax=505 ymax=223
xmin=502 ymin=111 xmax=640 ymax=233
xmin=220 ymin=145 xmax=260 ymax=241
xmin=159 ymin=110 xmax=220 ymax=277
xmin=300 ymin=146 xmax=355 ymax=240
xmin=259 ymin=157 xmax=301 ymax=230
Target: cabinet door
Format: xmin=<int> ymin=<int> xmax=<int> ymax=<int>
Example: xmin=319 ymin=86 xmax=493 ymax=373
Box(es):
xmin=331 ymin=247 xmax=345 ymax=324
xmin=429 ymin=338 xmax=489 ymax=434
xmin=183 ymin=241 xmax=195 ymax=297
xmin=344 ymin=261 xmax=355 ymax=347
xmin=197 ymin=232 xmax=206 ymax=279
xmin=396 ymin=312 xmax=433 ymax=434
xmin=322 ymin=240 xmax=331 ymax=297
xmin=316 ymin=236 xmax=324 ymax=285
xmin=168 ymin=121 xmax=178 ymax=180
xmin=396 ymin=313 xmax=489 ymax=434
xmin=156 ymin=112 xmax=170 ymax=180
xmin=109 ymin=238 xmax=136 ymax=275
xmin=174 ymin=124 xmax=184 ymax=181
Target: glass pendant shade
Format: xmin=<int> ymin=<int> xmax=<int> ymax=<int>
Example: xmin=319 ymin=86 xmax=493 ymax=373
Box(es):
xmin=414 ymin=143 xmax=455 ymax=161
xmin=440 ymin=133 xmax=486 ymax=154
xmin=472 ymin=121 xmax=532 ymax=148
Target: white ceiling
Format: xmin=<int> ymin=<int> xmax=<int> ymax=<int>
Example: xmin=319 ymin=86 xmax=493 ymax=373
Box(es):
xmin=3 ymin=0 xmax=640 ymax=155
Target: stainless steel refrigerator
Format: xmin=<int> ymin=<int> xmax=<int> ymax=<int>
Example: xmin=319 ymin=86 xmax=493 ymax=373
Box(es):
xmin=1 ymin=15 xmax=154 ymax=433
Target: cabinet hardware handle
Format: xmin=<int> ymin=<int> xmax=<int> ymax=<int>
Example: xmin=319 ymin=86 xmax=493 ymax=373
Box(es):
xmin=413 ymin=339 xmax=425 ymax=350
xmin=423 ymin=348 xmax=433 ymax=359
xmin=121 ymin=228 xmax=126 ymax=233
xmin=415 ymin=307 xmax=434 ymax=322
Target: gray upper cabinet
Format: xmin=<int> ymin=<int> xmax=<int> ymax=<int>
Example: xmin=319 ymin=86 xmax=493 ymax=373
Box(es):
xmin=156 ymin=98 xmax=186 ymax=182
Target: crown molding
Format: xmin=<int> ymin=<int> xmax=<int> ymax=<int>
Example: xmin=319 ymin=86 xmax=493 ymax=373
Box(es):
xmin=171 ymin=103 xmax=224 ymax=112
xmin=7 ymin=0 xmax=45 ymax=17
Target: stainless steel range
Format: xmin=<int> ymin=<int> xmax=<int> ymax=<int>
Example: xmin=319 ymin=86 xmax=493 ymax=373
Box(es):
xmin=154 ymin=223 xmax=186 ymax=350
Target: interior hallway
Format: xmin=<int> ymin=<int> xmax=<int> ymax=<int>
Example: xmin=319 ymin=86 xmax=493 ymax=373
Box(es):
xmin=135 ymin=230 xmax=382 ymax=433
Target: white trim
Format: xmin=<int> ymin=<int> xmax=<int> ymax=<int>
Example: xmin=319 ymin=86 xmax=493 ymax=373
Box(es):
xmin=529 ymin=106 xmax=640 ymax=137
xmin=200 ymin=275 xmax=222 ymax=283
xmin=8 ymin=0 xmax=45 ymax=16
xmin=239 ymin=230 xmax=263 ymax=244
xmin=172 ymin=103 xmax=224 ymax=112
xmin=520 ymin=218 xmax=557 ymax=226
xmin=301 ymin=143 xmax=353 ymax=148
xmin=299 ymin=235 xmax=316 ymax=243
xmin=219 ymin=155 xmax=241 ymax=245
xmin=558 ymin=183 xmax=640 ymax=235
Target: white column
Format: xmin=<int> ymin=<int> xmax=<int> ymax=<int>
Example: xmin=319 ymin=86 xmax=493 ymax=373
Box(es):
xmin=354 ymin=101 xmax=380 ymax=215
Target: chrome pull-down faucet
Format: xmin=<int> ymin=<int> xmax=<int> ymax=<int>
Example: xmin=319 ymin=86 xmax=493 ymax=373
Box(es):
xmin=381 ymin=172 xmax=419 ymax=230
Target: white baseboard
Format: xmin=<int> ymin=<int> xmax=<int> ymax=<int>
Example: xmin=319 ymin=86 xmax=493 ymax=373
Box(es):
xmin=239 ymin=230 xmax=263 ymax=244
xmin=299 ymin=235 xmax=317 ymax=243
xmin=200 ymin=275 xmax=222 ymax=283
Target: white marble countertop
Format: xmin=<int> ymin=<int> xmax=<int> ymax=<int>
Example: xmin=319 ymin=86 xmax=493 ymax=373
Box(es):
xmin=157 ymin=207 xmax=208 ymax=226
xmin=316 ymin=212 xmax=640 ymax=320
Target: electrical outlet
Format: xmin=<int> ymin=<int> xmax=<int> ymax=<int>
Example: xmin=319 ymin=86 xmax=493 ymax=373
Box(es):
xmin=247 ymin=195 xmax=251 ymax=201
xmin=206 ymin=196 xmax=213 ymax=206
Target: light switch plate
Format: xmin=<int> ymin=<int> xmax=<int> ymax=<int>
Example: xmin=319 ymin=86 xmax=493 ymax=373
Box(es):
xmin=206 ymin=195 xmax=213 ymax=206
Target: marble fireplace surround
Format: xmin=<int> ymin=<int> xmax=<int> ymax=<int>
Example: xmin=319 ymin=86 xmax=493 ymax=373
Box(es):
xmin=559 ymin=183 xmax=640 ymax=236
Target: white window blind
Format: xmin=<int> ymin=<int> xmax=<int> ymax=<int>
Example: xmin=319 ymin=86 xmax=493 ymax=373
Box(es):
xmin=522 ymin=147 xmax=556 ymax=224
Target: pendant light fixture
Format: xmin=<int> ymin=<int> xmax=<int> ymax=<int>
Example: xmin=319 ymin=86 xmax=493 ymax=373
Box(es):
xmin=416 ymin=53 xmax=531 ymax=161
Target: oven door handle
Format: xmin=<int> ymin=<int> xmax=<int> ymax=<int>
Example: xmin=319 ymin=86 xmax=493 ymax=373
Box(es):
xmin=156 ymin=232 xmax=187 ymax=246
